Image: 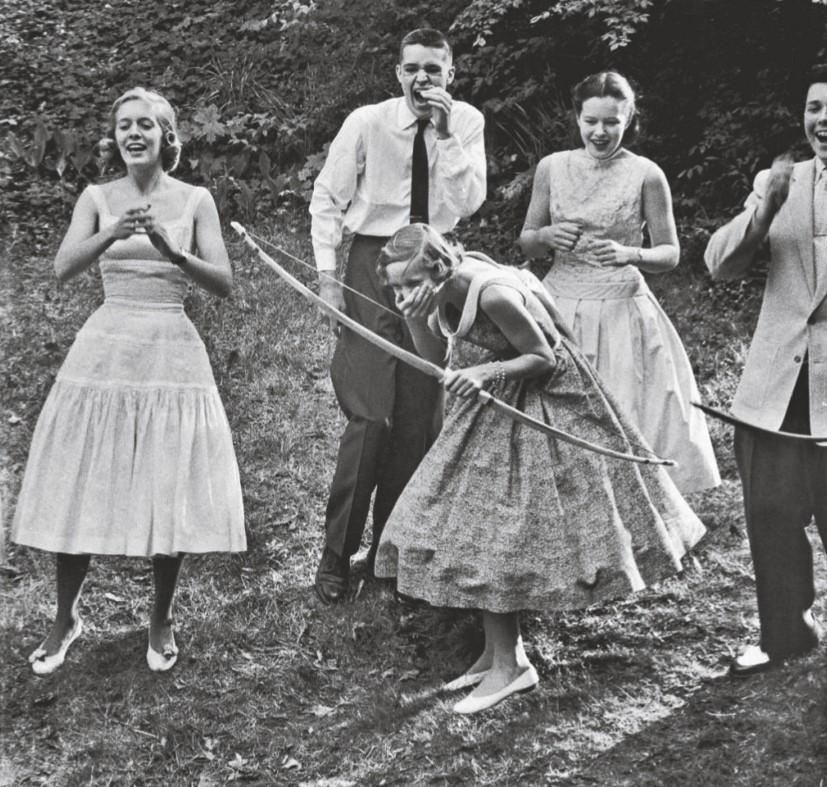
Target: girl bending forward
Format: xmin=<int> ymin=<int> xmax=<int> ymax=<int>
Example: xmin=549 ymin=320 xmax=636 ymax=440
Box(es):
xmin=373 ymin=224 xmax=704 ymax=714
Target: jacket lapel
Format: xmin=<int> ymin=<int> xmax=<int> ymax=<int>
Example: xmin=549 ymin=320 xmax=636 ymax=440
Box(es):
xmin=788 ymin=160 xmax=816 ymax=302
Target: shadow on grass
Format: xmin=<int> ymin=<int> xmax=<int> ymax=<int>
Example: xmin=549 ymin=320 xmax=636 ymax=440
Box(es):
xmin=558 ymin=656 xmax=827 ymax=786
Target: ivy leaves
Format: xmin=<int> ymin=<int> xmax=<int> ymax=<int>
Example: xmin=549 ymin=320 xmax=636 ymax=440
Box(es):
xmin=190 ymin=105 xmax=227 ymax=144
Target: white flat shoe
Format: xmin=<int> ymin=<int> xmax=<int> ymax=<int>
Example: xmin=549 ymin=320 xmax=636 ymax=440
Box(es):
xmin=729 ymin=644 xmax=772 ymax=677
xmin=29 ymin=618 xmax=83 ymax=676
xmin=147 ymin=632 xmax=179 ymax=673
xmin=453 ymin=665 xmax=539 ymax=715
xmin=443 ymin=670 xmax=487 ymax=692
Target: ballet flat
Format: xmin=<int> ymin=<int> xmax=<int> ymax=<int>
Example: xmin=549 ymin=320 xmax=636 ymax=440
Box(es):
xmin=29 ymin=618 xmax=83 ymax=676
xmin=443 ymin=670 xmax=487 ymax=692
xmin=453 ymin=665 xmax=539 ymax=715
xmin=146 ymin=634 xmax=179 ymax=673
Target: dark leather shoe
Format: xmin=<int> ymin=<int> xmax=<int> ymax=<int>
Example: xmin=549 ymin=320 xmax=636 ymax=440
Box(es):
xmin=314 ymin=548 xmax=349 ymax=605
xmin=393 ymin=589 xmax=428 ymax=608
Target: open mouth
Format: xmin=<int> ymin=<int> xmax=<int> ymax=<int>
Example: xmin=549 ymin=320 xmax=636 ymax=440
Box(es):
xmin=125 ymin=143 xmax=147 ymax=154
xmin=815 ymin=130 xmax=827 ymax=143
xmin=412 ymin=86 xmax=431 ymax=104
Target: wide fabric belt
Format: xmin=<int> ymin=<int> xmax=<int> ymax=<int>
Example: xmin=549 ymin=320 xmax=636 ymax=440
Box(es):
xmin=544 ymin=276 xmax=647 ymax=301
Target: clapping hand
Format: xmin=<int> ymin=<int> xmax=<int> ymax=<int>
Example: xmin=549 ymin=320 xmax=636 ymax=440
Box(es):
xmin=137 ymin=205 xmax=178 ymax=260
xmin=111 ymin=205 xmax=152 ymax=240
xmin=112 ymin=204 xmax=177 ymax=260
xmin=590 ymin=238 xmax=632 ymax=267
xmin=542 ymin=222 xmax=582 ymax=252
xmin=763 ymin=151 xmax=794 ymax=218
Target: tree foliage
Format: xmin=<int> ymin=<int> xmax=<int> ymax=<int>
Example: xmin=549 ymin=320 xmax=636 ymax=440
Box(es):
xmin=2 ymin=0 xmax=826 ymax=245
xmin=452 ymin=0 xmax=654 ymax=49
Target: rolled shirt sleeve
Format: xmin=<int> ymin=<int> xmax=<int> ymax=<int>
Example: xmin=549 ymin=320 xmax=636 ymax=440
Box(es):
xmin=433 ymin=106 xmax=487 ymax=218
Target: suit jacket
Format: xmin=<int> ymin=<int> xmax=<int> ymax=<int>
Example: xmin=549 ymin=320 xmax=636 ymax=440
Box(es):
xmin=705 ymin=158 xmax=827 ymax=433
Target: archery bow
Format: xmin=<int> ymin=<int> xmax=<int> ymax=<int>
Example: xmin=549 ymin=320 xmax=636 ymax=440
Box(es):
xmin=232 ymin=222 xmax=675 ymax=467
xmin=692 ymin=401 xmax=827 ymax=442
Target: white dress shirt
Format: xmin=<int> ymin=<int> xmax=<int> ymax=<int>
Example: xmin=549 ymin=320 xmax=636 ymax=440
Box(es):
xmin=310 ymin=96 xmax=486 ymax=271
xmin=814 ymin=156 xmax=827 ymax=290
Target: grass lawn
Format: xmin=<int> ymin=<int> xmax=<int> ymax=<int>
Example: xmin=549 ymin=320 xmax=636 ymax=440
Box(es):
xmin=1 ymin=222 xmax=826 ymax=786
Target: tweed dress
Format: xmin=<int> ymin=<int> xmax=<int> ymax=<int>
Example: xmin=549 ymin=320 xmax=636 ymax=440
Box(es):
xmin=374 ymin=259 xmax=705 ymax=613
xmin=12 ymin=184 xmax=246 ymax=557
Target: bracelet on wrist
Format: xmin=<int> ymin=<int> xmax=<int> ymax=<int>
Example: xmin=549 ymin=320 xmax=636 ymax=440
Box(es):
xmin=635 ymin=248 xmax=643 ymax=265
xmin=492 ymin=360 xmax=507 ymax=388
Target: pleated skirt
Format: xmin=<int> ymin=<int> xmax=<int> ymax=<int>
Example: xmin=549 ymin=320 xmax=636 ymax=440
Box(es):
xmin=12 ymin=299 xmax=246 ymax=556
xmin=544 ymin=274 xmax=720 ymax=494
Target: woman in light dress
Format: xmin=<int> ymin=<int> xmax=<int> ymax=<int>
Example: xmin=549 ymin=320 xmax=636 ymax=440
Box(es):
xmin=12 ymin=88 xmax=245 ymax=675
xmin=520 ymin=72 xmax=719 ymax=493
xmin=374 ymin=223 xmax=705 ymax=714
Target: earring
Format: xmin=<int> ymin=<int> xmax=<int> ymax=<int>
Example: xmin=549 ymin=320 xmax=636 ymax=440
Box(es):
xmin=97 ymin=138 xmax=116 ymax=161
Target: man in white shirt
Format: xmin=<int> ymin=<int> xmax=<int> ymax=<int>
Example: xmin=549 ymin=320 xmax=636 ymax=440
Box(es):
xmin=704 ymin=67 xmax=827 ymax=675
xmin=310 ymin=28 xmax=486 ymax=604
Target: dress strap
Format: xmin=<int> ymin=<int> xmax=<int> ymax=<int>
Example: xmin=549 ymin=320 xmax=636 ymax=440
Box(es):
xmin=511 ymin=268 xmax=573 ymax=344
xmin=438 ymin=259 xmax=525 ymax=339
xmin=179 ymin=186 xmax=209 ymax=252
xmin=182 ymin=187 xmax=209 ymax=222
xmin=85 ymin=183 xmax=109 ymax=217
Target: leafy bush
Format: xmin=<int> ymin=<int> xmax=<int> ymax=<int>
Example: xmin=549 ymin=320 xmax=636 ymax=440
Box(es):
xmin=3 ymin=0 xmax=826 ymax=244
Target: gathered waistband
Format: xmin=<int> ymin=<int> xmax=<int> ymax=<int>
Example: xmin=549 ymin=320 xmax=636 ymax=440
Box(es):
xmin=544 ymin=274 xmax=648 ymax=301
xmin=103 ymin=297 xmax=185 ymax=312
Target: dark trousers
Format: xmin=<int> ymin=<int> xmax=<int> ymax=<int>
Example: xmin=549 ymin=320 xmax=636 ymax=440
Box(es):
xmin=734 ymin=363 xmax=826 ymax=658
xmin=324 ymin=235 xmax=443 ymax=559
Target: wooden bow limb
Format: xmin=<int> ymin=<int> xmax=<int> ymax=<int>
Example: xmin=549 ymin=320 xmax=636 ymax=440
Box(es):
xmin=232 ymin=222 xmax=676 ymax=466
xmin=692 ymin=401 xmax=827 ymax=443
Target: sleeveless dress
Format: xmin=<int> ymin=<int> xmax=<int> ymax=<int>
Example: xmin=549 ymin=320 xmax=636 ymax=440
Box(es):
xmin=374 ymin=259 xmax=705 ymax=613
xmin=11 ymin=184 xmax=246 ymax=556
xmin=534 ymin=149 xmax=719 ymax=494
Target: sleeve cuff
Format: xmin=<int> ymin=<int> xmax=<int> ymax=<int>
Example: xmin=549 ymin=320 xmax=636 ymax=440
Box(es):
xmin=313 ymin=246 xmax=338 ymax=272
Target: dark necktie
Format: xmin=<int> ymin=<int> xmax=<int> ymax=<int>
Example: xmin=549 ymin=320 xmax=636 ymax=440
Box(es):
xmin=410 ymin=118 xmax=429 ymax=224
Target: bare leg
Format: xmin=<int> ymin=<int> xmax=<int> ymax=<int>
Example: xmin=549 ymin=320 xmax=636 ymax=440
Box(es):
xmin=149 ymin=554 xmax=184 ymax=653
xmin=465 ymin=629 xmax=529 ymax=676
xmin=468 ymin=611 xmax=532 ymax=698
xmin=37 ymin=553 xmax=91 ymax=655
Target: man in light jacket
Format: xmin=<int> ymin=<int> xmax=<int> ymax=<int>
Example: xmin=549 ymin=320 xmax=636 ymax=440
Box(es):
xmin=704 ymin=66 xmax=827 ymax=675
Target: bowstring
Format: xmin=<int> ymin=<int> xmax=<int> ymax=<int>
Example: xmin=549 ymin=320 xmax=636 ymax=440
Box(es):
xmin=246 ymin=230 xmax=403 ymax=322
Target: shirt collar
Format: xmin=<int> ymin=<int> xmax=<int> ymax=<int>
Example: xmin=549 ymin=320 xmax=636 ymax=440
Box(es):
xmin=396 ymin=97 xmax=430 ymax=130
xmin=816 ymin=156 xmax=826 ymax=182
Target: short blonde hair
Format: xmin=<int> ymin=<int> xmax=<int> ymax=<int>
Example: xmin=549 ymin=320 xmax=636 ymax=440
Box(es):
xmin=99 ymin=87 xmax=182 ymax=172
xmin=377 ymin=223 xmax=462 ymax=284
